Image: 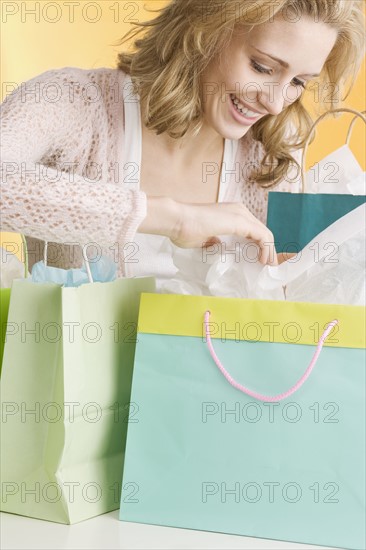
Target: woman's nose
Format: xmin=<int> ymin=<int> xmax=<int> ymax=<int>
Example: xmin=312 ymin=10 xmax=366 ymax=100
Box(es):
xmin=256 ymin=83 xmax=287 ymax=116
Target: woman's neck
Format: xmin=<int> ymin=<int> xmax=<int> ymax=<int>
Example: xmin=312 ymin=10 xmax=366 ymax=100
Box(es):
xmin=140 ymin=99 xmax=225 ymax=164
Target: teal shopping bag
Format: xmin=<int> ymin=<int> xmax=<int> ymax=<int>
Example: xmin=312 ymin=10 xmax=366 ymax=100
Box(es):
xmin=267 ymin=192 xmax=366 ymax=252
xmin=267 ymin=108 xmax=366 ymax=253
xmin=119 ymin=293 xmax=365 ymax=550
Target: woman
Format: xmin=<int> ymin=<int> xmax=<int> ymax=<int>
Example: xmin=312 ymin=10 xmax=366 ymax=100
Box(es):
xmin=1 ymin=0 xmax=364 ymax=281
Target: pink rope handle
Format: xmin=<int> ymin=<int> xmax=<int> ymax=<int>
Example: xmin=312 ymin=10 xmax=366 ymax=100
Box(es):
xmin=204 ymin=311 xmax=338 ymax=402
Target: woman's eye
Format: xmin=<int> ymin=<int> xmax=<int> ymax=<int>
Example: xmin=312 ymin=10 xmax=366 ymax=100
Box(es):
xmin=250 ymin=60 xmax=271 ymax=75
xmin=250 ymin=59 xmax=306 ymax=89
xmin=292 ymin=78 xmax=306 ymax=89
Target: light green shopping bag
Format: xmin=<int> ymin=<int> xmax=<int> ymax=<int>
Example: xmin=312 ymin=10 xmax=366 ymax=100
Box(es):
xmin=0 ymin=268 xmax=155 ymax=524
xmin=120 ymin=293 xmax=365 ymax=550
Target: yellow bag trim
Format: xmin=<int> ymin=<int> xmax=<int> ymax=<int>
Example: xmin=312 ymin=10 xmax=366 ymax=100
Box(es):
xmin=137 ymin=293 xmax=365 ymax=349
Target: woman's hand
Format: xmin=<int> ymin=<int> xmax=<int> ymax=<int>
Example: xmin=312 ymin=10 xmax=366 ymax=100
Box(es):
xmin=138 ymin=196 xmax=279 ymax=266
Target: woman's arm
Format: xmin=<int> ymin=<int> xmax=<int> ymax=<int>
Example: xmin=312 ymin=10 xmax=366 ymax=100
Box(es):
xmin=0 ymin=68 xmax=147 ymax=252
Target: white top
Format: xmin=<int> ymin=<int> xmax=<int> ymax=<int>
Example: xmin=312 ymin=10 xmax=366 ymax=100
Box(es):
xmin=122 ymin=75 xmax=239 ymax=288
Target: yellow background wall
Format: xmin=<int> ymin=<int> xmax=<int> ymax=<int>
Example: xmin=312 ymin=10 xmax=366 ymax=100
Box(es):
xmin=1 ymin=0 xmax=365 ymax=259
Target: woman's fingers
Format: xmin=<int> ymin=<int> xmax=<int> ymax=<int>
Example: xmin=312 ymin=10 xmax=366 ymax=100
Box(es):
xmin=168 ymin=201 xmax=280 ymax=265
xmin=257 ymin=241 xmax=277 ymax=266
xmin=242 ymin=220 xmax=277 ymax=266
xmin=201 ymin=236 xmax=222 ymax=248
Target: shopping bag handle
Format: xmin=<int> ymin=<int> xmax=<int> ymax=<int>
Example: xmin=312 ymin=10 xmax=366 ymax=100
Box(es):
xmin=43 ymin=241 xmax=94 ymax=283
xmin=204 ymin=311 xmax=338 ymax=402
xmin=20 ymin=234 xmax=28 ymax=278
xmin=300 ymin=108 xmax=366 ymax=193
xmin=6 ymin=233 xmax=29 ymax=277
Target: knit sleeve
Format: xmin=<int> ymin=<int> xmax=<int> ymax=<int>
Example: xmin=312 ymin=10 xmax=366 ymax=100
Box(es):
xmin=0 ymin=68 xmax=147 ymax=252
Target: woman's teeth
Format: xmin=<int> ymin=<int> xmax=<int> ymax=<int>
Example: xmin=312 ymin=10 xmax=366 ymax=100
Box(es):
xmin=230 ymin=94 xmax=259 ymax=118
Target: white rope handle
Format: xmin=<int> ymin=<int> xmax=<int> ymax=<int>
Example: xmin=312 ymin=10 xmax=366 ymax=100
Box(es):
xmin=204 ymin=311 xmax=338 ymax=402
xmin=300 ymin=108 xmax=366 ymax=193
xmin=43 ymin=241 xmax=94 ymax=284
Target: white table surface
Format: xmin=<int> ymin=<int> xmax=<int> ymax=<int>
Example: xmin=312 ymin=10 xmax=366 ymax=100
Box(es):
xmin=0 ymin=510 xmax=339 ymax=550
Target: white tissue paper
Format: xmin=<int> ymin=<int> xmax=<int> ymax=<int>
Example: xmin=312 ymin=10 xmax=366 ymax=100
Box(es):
xmin=346 ymin=172 xmax=366 ymax=195
xmin=0 ymin=247 xmax=29 ymax=288
xmin=305 ymin=144 xmax=365 ymax=194
xmin=158 ymin=238 xmax=225 ymax=295
xmin=160 ymin=204 xmax=366 ymax=306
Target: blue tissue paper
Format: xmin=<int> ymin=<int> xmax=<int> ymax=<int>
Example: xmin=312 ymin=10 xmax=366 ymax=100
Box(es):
xmin=31 ymin=255 xmax=117 ymax=286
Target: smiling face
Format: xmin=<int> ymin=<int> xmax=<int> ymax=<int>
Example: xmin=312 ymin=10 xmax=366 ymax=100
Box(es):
xmin=200 ymin=13 xmax=338 ymax=139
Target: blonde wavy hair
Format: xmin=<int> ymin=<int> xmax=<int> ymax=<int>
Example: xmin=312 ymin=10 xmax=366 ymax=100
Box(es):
xmin=114 ymin=0 xmax=365 ymax=188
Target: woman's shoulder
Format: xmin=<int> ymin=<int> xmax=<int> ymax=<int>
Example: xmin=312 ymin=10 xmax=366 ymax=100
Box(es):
xmin=0 ymin=66 xmax=130 ymax=161
xmin=5 ymin=66 xmax=128 ymax=104
xmin=19 ymin=65 xmax=128 ymax=96
xmin=1 ymin=66 xmax=130 ymax=132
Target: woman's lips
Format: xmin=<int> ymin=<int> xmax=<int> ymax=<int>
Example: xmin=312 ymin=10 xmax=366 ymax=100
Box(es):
xmin=230 ymin=93 xmax=265 ymax=115
xmin=229 ymin=94 xmax=262 ymax=125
